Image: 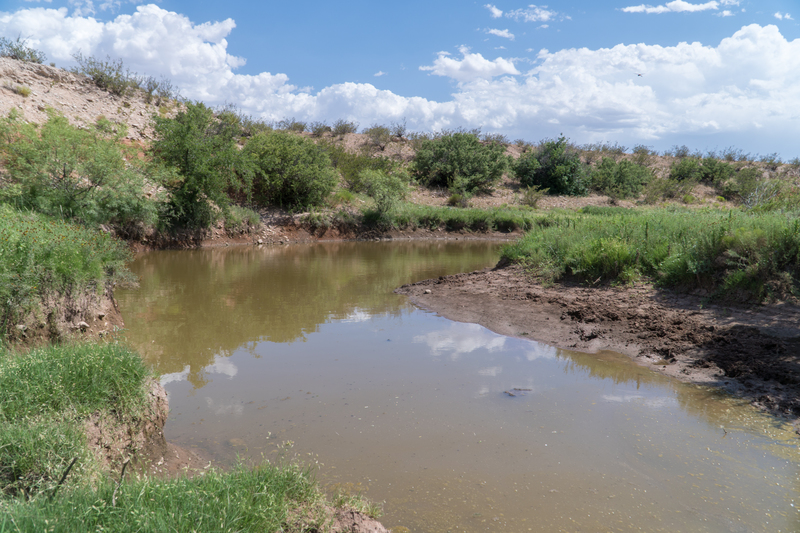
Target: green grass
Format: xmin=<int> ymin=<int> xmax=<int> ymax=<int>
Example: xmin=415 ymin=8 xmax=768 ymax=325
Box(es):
xmin=502 ymin=206 xmax=800 ymax=300
xmin=368 ymin=203 xmax=552 ymax=233
xmin=0 ymin=459 xmax=377 ymax=533
xmin=0 ymin=342 xmax=150 ymax=497
xmin=0 ymin=205 xmax=131 ymax=336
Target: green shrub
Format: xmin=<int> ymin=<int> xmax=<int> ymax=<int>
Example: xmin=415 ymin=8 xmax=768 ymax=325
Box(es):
xmin=0 ymin=110 xmax=159 ymax=232
xmin=589 ymin=158 xmax=651 ymax=198
xmin=363 ymin=124 xmax=392 ymax=151
xmin=141 ymin=75 xmax=177 ymax=106
xmin=631 ymin=145 xmax=656 ymax=167
xmin=275 ymin=118 xmax=307 ymax=133
xmin=332 ymin=119 xmax=359 ymax=136
xmin=447 ymin=193 xmax=470 ymax=208
xmin=320 ymin=140 xmax=396 ymax=192
xmin=361 ymin=169 xmax=407 ymax=215
xmin=642 ymin=176 xmax=697 ymax=204
xmin=699 ymin=158 xmax=735 ymax=185
xmin=516 ymin=136 xmax=588 ymax=196
xmin=224 ymin=205 xmax=260 ymax=233
xmin=669 ymin=158 xmax=702 ymax=182
xmin=390 ymin=119 xmax=407 ymax=138
xmin=0 ymin=205 xmax=132 ymax=334
xmin=519 ymin=185 xmax=548 ymax=208
xmin=71 ymin=53 xmax=140 ymax=96
xmin=310 ymin=121 xmax=331 ymax=137
xmin=151 ymin=102 xmax=247 ymax=229
xmin=245 ymin=131 xmax=338 ymax=209
xmin=412 ymin=132 xmax=509 ymax=194
xmin=0 ymin=36 xmax=46 ymax=64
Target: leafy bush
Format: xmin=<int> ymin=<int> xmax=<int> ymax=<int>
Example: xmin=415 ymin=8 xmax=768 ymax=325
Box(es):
xmin=390 ymin=119 xmax=407 ymax=138
xmin=320 ymin=141 xmax=396 ymax=192
xmin=0 ymin=111 xmax=159 ymax=232
xmin=360 ymin=169 xmax=407 ymax=215
xmin=412 ymin=132 xmax=509 ymax=194
xmin=722 ymin=146 xmax=751 ymax=162
xmin=589 ymin=158 xmax=652 ymax=198
xmin=0 ymin=205 xmax=132 ymax=334
xmin=519 ymin=185 xmax=548 ymax=208
xmin=71 ymin=53 xmax=140 ymax=96
xmin=245 ymin=131 xmax=338 ymax=209
xmin=0 ymin=36 xmax=46 ymax=64
xmin=151 ymin=102 xmax=247 ymax=228
xmin=363 ymin=124 xmax=392 ymax=151
xmin=275 ymin=118 xmax=306 ymax=133
xmin=668 ymin=158 xmax=702 ymax=182
xmin=516 ymin=136 xmax=588 ymax=196
xmin=642 ymin=176 xmax=697 ymax=204
xmin=699 ymin=158 xmax=735 ymax=185
xmin=310 ymin=121 xmax=331 ymax=137
xmin=141 ymin=75 xmax=177 ymax=105
xmin=631 ymin=144 xmax=656 ymax=166
xmin=332 ymin=119 xmax=359 ymax=136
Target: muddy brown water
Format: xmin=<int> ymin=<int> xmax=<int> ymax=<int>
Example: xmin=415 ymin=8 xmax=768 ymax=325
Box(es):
xmin=117 ymin=241 xmax=800 ymax=533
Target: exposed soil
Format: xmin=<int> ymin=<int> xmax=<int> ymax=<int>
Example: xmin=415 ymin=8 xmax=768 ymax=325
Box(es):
xmin=396 ymin=263 xmax=800 ymax=423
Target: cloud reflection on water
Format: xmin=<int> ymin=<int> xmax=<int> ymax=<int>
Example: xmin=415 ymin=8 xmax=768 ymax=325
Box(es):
xmin=413 ymin=322 xmax=506 ymax=359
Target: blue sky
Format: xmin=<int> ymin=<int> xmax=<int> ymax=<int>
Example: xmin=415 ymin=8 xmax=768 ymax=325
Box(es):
xmin=1 ymin=0 xmax=799 ymax=157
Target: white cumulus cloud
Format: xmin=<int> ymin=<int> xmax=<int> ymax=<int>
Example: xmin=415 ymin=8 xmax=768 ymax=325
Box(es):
xmin=486 ymin=28 xmax=515 ymax=40
xmin=485 ymin=3 xmax=503 ymax=18
xmin=623 ymin=1 xmax=720 ymax=14
xmin=506 ymin=4 xmax=557 ymax=22
xmin=2 ymin=5 xmax=799 ymax=156
xmin=774 ymin=12 xmax=793 ymax=21
xmin=420 ymin=46 xmax=520 ymax=83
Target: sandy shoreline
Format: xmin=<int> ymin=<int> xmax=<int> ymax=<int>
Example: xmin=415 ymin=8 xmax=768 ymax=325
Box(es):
xmin=396 ymin=263 xmax=800 ymax=424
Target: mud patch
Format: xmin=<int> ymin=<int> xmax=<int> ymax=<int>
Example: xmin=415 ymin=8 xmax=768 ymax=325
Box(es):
xmin=396 ymin=264 xmax=800 ymax=421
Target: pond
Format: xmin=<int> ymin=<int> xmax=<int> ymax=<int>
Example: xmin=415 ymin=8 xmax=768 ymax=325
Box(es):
xmin=117 ymin=241 xmax=800 ymax=532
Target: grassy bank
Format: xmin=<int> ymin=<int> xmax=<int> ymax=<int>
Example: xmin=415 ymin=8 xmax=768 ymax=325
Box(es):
xmin=0 ymin=342 xmax=150 ymax=497
xmin=502 ymin=206 xmax=800 ymax=300
xmin=0 ymin=460 xmax=375 ymax=533
xmin=0 ymin=205 xmax=131 ymax=339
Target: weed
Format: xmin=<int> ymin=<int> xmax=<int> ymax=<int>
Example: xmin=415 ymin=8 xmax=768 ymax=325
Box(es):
xmin=319 ymin=140 xmax=396 ymax=192
xmin=519 ymin=185 xmax=548 ymax=208
xmin=447 ymin=193 xmax=470 ymax=208
xmin=481 ymin=132 xmax=509 ymax=144
xmin=361 ymin=169 xmax=407 ymax=216
xmin=363 ymin=124 xmax=392 ymax=151
xmin=275 ymin=118 xmax=307 ymax=133
xmin=331 ymin=119 xmax=359 ymax=136
xmin=0 ymin=36 xmax=46 ymax=64
xmin=390 ymin=118 xmax=408 ymax=138
xmin=71 ymin=53 xmax=140 ymax=96
xmin=310 ymin=121 xmax=331 ymax=137
xmin=224 ymin=205 xmax=260 ymax=233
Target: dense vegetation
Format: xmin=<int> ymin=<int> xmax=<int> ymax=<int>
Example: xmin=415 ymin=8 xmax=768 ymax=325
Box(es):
xmin=0 ymin=205 xmax=131 ymax=337
xmin=0 ymin=342 xmax=149 ymax=497
xmin=502 ymin=207 xmax=800 ymax=301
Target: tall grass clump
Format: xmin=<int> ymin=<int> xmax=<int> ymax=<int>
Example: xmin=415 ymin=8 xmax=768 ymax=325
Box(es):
xmin=502 ymin=207 xmax=800 ymax=300
xmin=0 ymin=342 xmax=149 ymax=497
xmin=71 ymin=53 xmax=140 ymax=97
xmin=0 ymin=205 xmax=131 ymax=335
xmin=373 ymin=203 xmax=549 ymax=233
xmin=412 ymin=131 xmax=509 ymax=194
xmin=1 ymin=458 xmax=380 ymax=532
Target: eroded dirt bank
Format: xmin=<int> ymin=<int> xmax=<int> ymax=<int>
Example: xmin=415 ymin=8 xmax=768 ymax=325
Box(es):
xmin=396 ymin=264 xmax=800 ymax=423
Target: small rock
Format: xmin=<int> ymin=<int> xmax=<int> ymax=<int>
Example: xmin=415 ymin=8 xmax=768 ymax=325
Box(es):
xmin=257 ymin=239 xmax=263 ymax=244
xmin=98 ymin=312 xmax=106 ymax=319
xmin=15 ymin=324 xmax=27 ymax=332
xmin=423 ymin=289 xmax=432 ymax=294
xmin=77 ymin=321 xmax=90 ymax=331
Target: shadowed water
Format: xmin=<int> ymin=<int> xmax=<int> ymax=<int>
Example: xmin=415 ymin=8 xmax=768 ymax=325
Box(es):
xmin=117 ymin=241 xmax=800 ymax=533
